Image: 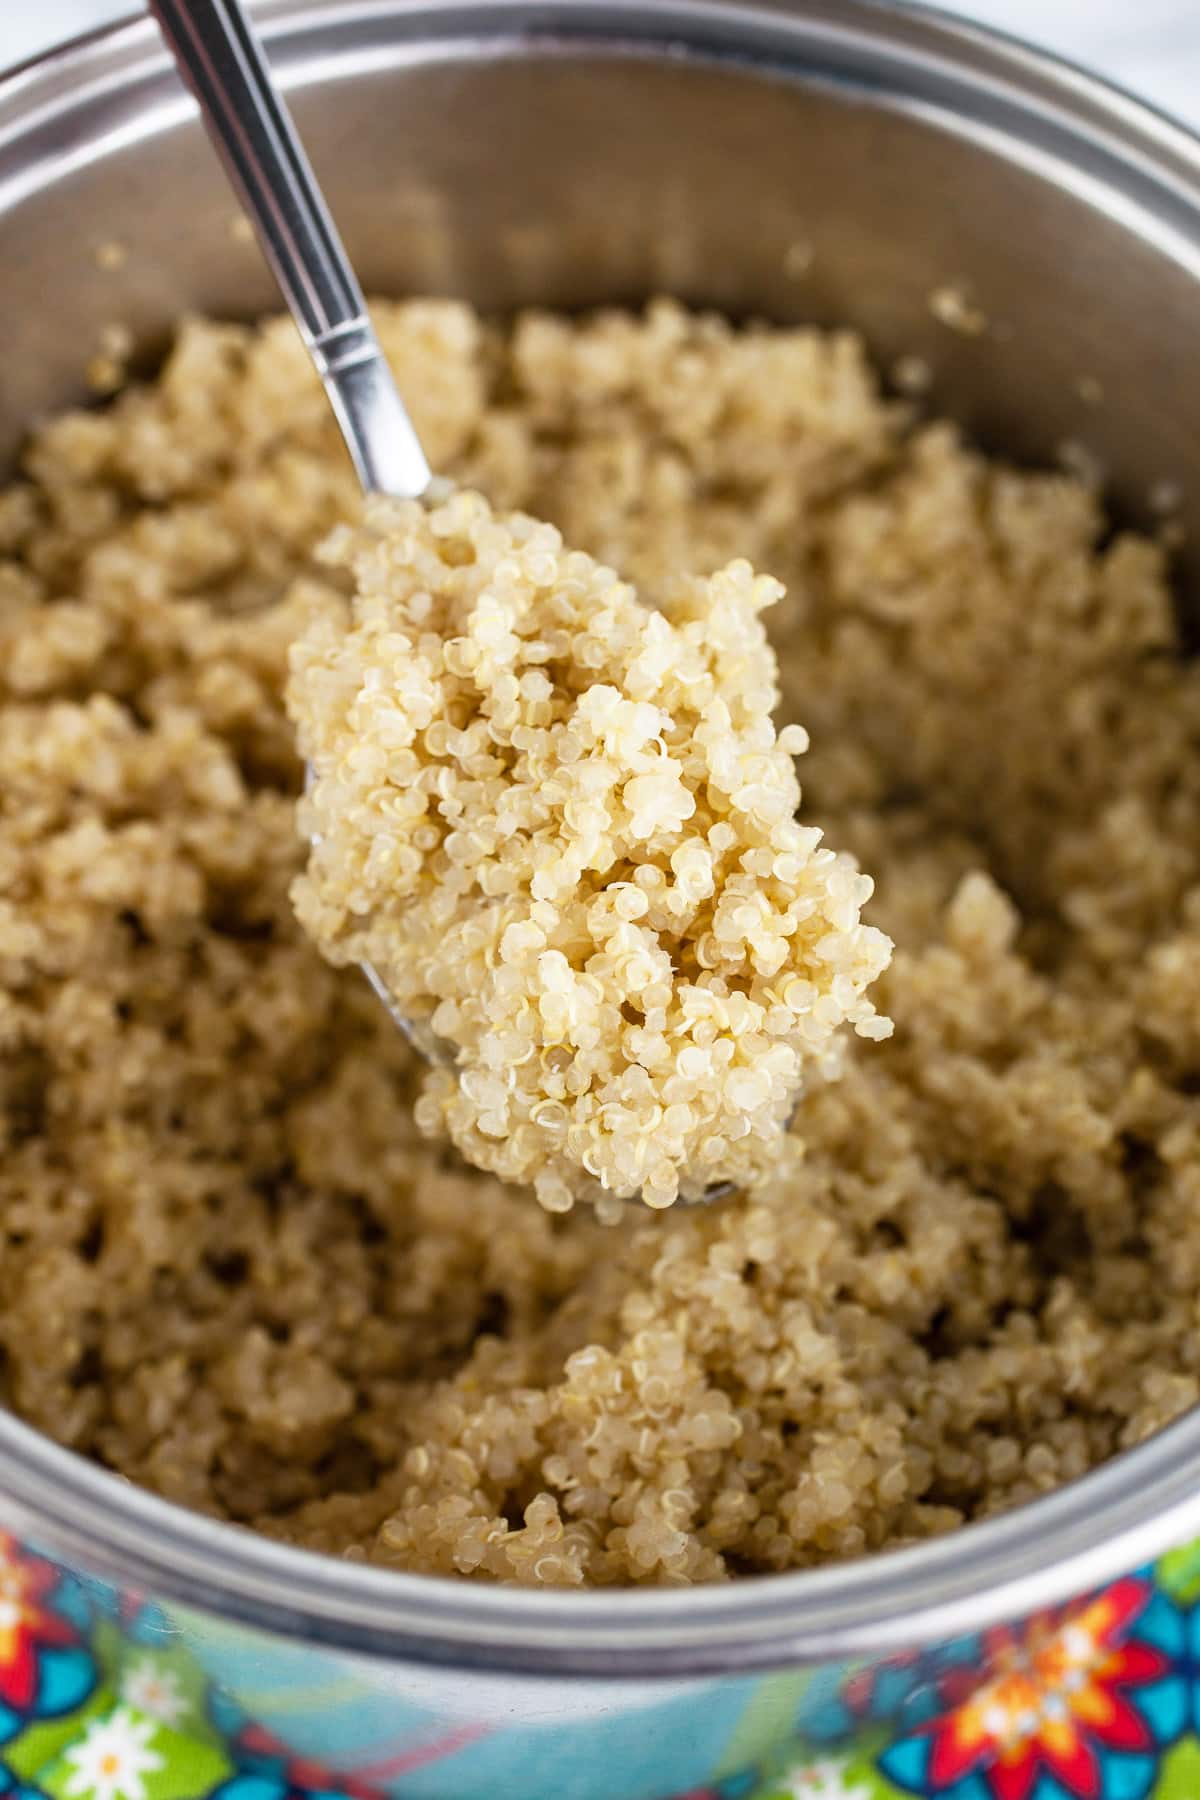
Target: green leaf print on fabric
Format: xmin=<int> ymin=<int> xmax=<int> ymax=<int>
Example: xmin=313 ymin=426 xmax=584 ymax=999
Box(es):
xmin=1156 ymin=1739 xmax=1200 ymax=1800
xmin=40 ymin=1705 xmax=233 ymax=1800
xmin=4 ymin=1691 xmax=114 ymax=1785
xmin=115 ymin=1651 xmax=220 ymax=1749
xmin=749 ymin=1750 xmax=900 ymax=1799
xmin=1156 ymin=1540 xmax=1200 ymax=1607
xmin=717 ymin=1675 xmax=818 ymax=1780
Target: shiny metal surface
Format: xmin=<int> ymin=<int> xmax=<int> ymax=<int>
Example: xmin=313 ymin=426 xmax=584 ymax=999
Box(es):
xmin=2 ymin=0 xmax=1200 ymax=1679
xmin=147 ymin=0 xmax=431 ymax=496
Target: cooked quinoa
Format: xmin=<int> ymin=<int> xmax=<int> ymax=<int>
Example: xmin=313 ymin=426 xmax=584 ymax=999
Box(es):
xmin=3 ymin=297 xmax=1200 ymax=1585
xmin=288 ymin=491 xmax=891 ymax=1215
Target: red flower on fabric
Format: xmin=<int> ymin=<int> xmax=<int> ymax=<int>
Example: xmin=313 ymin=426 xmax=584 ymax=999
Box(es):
xmin=0 ymin=1535 xmax=78 ymax=1711
xmin=909 ymin=1578 xmax=1166 ymax=1800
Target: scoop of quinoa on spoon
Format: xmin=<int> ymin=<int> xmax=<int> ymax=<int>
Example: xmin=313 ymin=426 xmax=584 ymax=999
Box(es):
xmin=288 ymin=489 xmax=892 ymax=1218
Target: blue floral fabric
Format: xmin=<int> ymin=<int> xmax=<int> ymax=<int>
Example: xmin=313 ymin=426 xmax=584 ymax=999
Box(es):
xmin=7 ymin=1531 xmax=1200 ymax=1800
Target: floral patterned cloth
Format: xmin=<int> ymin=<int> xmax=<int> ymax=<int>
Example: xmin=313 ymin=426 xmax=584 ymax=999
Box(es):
xmin=5 ymin=1532 xmax=1200 ymax=1800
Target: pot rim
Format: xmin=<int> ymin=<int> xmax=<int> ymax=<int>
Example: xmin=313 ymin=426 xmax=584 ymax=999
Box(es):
xmin=4 ymin=0 xmax=1200 ymax=1678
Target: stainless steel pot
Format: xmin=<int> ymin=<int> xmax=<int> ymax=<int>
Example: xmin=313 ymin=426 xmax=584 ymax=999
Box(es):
xmin=3 ymin=5 xmax=1200 ymax=1797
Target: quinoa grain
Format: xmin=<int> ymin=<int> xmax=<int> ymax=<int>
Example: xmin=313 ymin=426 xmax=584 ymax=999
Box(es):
xmin=2 ymin=296 xmax=1198 ymax=1585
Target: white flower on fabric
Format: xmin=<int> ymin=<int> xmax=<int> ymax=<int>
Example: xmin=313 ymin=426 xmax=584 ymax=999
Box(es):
xmin=120 ymin=1659 xmax=187 ymax=1728
xmin=782 ymin=1756 xmax=873 ymax=1800
xmin=63 ymin=1706 xmax=165 ymax=1800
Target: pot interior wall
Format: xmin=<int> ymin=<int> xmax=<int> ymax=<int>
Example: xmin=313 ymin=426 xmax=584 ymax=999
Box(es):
xmin=2 ymin=20 xmax=1199 ymax=599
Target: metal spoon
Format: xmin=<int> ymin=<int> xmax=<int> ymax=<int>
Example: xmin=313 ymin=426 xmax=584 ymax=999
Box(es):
xmin=147 ymin=0 xmax=430 ymax=501
xmin=148 ymin=0 xmax=453 ymax=1060
xmin=149 ymin=0 xmax=733 ymax=1206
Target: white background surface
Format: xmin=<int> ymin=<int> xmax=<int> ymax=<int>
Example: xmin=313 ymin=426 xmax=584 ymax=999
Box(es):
xmin=4 ymin=0 xmax=1200 ymax=131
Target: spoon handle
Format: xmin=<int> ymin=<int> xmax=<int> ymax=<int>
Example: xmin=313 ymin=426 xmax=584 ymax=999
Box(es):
xmin=148 ymin=0 xmax=432 ymax=500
